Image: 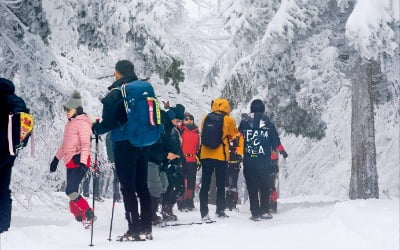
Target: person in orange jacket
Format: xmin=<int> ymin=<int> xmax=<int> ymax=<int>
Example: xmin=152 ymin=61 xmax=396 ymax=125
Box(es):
xmin=199 ymin=98 xmax=239 ymax=220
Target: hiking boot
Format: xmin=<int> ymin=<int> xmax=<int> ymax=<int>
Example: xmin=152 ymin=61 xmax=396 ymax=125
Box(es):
xmin=141 ymin=231 xmax=153 ymax=240
xmin=260 ymin=213 xmax=273 ymax=220
xmin=162 ymin=204 xmax=178 ymax=221
xmin=94 ymin=197 xmax=104 ymax=202
xmin=118 ymin=230 xmax=144 ymax=241
xmin=152 ymin=215 xmax=163 ymax=225
xmin=249 ymin=215 xmax=261 ymax=221
xmin=202 ymin=214 xmax=211 ymax=222
xmin=216 ymin=210 xmax=229 ymax=218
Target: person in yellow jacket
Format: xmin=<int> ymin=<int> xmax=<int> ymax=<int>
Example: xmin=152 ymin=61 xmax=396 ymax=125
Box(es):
xmin=199 ymin=98 xmax=239 ymax=220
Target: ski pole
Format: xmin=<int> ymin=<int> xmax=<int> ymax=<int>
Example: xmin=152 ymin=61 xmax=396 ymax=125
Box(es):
xmin=90 ymin=120 xmax=100 ymax=247
xmin=108 ymin=165 xmax=118 ymax=241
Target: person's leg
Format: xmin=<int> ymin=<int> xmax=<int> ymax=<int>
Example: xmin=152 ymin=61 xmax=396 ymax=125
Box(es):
xmin=0 ymin=154 xmax=15 ymax=233
xmin=185 ymin=162 xmax=197 ymax=209
xmin=243 ymin=165 xmax=260 ymax=217
xmin=82 ymin=174 xmax=90 ymax=197
xmin=135 ymin=147 xmax=152 ymax=233
xmin=259 ymin=167 xmax=271 ymax=215
xmin=199 ymin=159 xmax=214 ymax=218
xmin=66 ymin=165 xmax=92 ymax=221
xmin=214 ymin=160 xmax=227 ymax=214
xmin=114 ymin=141 xmax=139 ymax=234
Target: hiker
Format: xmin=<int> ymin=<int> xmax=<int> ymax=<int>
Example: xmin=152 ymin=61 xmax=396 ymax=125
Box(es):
xmin=177 ymin=112 xmax=200 ymax=211
xmin=0 ymin=78 xmax=30 ymax=233
xmin=199 ymin=98 xmax=240 ymax=221
xmin=238 ymin=99 xmax=285 ymax=221
xmin=92 ymin=60 xmax=158 ymax=240
xmin=160 ymin=104 xmax=186 ymax=221
xmin=50 ymin=91 xmax=95 ymax=228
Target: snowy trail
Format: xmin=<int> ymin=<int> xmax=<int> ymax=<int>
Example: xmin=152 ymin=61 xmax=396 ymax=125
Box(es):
xmin=1 ymin=197 xmax=398 ymax=250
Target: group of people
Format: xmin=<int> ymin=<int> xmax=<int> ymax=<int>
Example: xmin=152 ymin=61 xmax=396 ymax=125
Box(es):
xmin=0 ymin=59 xmax=288 ymax=241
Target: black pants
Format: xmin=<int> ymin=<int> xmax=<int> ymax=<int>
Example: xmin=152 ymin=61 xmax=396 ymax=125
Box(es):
xmin=82 ymin=171 xmax=101 ymax=198
xmin=65 ymin=165 xmax=89 ymax=196
xmin=181 ymin=161 xmax=197 ymax=191
xmin=0 ymin=152 xmax=15 ymax=233
xmin=225 ymin=162 xmax=240 ymax=191
xmin=243 ymin=160 xmax=271 ymax=216
xmin=199 ymin=159 xmax=227 ymax=217
xmin=114 ymin=140 xmax=151 ymax=234
xmin=163 ymin=162 xmax=184 ymax=206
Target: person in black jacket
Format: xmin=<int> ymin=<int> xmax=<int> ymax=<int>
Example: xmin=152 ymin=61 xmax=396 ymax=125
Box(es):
xmin=0 ymin=78 xmax=28 ymax=233
xmin=159 ymin=104 xmax=185 ymax=221
xmin=92 ymin=60 xmax=152 ymax=240
xmin=238 ymin=99 xmax=285 ymax=221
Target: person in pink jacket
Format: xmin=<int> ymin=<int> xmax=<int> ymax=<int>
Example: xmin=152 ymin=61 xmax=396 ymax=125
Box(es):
xmin=49 ymin=91 xmax=95 ymax=228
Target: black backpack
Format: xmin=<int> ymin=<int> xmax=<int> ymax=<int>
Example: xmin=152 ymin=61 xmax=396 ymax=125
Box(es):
xmin=201 ymin=112 xmax=225 ymax=149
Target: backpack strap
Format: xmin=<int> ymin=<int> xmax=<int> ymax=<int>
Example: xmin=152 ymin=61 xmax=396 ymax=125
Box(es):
xmin=120 ymin=84 xmax=133 ymax=114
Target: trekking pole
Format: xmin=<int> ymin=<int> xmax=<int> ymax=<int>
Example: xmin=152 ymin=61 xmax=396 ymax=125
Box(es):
xmin=90 ymin=120 xmax=100 ymax=247
xmin=107 ymin=165 xmax=118 ymax=241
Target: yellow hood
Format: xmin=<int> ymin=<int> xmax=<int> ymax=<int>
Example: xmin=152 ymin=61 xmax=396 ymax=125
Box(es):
xmin=211 ymin=98 xmax=231 ymax=114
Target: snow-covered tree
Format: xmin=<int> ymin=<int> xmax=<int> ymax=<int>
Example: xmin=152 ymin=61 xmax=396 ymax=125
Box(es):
xmin=346 ymin=0 xmax=399 ymax=199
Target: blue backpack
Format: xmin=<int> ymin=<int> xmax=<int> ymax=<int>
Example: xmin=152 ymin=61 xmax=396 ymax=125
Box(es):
xmin=111 ymin=80 xmax=162 ymax=147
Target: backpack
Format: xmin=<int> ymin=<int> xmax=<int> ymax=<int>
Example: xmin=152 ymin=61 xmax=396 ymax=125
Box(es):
xmin=201 ymin=112 xmax=225 ymax=149
xmin=7 ymin=95 xmax=34 ymax=156
xmin=112 ymin=80 xmax=162 ymax=147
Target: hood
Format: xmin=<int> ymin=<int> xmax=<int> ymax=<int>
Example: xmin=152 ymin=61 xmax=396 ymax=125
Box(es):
xmin=107 ymin=72 xmax=138 ymax=90
xmin=211 ymin=98 xmax=231 ymax=114
xmin=0 ymin=78 xmax=15 ymax=95
xmin=72 ymin=114 xmax=91 ymax=125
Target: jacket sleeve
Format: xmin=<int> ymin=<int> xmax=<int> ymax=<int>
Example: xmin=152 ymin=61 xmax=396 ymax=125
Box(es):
xmin=78 ymin=120 xmax=92 ymax=165
xmin=55 ymin=145 xmax=63 ymax=161
xmin=93 ymin=89 xmax=126 ymax=135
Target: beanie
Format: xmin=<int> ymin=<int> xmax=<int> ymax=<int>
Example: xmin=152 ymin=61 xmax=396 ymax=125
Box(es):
xmin=250 ymin=99 xmax=265 ymax=113
xmin=167 ymin=104 xmax=185 ymax=121
xmin=115 ymin=60 xmax=134 ymax=76
xmin=64 ymin=91 xmax=82 ymax=110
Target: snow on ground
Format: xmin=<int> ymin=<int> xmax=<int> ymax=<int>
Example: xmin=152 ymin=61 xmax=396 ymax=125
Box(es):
xmin=1 ymin=196 xmax=398 ymax=250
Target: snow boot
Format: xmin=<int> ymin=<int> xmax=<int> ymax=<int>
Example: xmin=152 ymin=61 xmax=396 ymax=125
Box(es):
xmin=69 ymin=195 xmax=92 ymax=222
xmin=216 ymin=210 xmax=229 ymax=218
xmin=161 ymin=204 xmax=177 ymax=221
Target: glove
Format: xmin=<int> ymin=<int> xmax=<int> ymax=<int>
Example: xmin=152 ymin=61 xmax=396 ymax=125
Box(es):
xmin=280 ymin=150 xmax=288 ymax=159
xmin=50 ymin=157 xmax=59 ymax=173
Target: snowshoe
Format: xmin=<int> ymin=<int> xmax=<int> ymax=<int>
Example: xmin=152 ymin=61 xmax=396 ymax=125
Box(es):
xmin=215 ymin=211 xmax=229 ymax=218
xmin=142 ymin=232 xmax=153 ymax=240
xmin=82 ymin=215 xmax=97 ymax=229
xmin=260 ymin=213 xmax=273 ymax=220
xmin=249 ymin=215 xmax=261 ymax=221
xmin=201 ymin=214 xmax=212 ymax=223
xmin=117 ymin=231 xmax=145 ymax=242
xmin=94 ymin=197 xmax=105 ymax=202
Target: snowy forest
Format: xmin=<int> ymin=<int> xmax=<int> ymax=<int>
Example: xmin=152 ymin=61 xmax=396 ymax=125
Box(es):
xmin=0 ymin=0 xmax=399 ymax=249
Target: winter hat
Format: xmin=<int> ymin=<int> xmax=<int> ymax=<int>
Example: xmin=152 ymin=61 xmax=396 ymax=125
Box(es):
xmin=115 ymin=60 xmax=134 ymax=76
xmin=250 ymin=99 xmax=265 ymax=113
xmin=167 ymin=104 xmax=185 ymax=120
xmin=64 ymin=91 xmax=82 ymax=110
xmin=175 ymin=104 xmax=185 ymax=120
xmin=184 ymin=112 xmax=194 ymax=121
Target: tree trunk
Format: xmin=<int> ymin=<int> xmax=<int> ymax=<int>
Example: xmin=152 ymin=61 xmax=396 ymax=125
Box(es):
xmin=349 ymin=57 xmax=379 ymax=199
